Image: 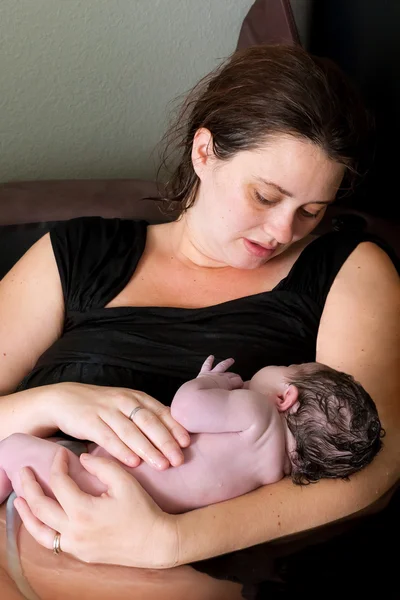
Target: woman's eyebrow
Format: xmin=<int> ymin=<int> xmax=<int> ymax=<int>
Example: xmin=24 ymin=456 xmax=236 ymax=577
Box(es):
xmin=256 ymin=178 xmax=336 ymax=204
xmin=256 ymin=178 xmax=293 ymax=197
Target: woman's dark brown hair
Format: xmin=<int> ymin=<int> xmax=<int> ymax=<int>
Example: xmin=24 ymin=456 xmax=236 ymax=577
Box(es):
xmin=158 ymin=43 xmax=372 ymax=215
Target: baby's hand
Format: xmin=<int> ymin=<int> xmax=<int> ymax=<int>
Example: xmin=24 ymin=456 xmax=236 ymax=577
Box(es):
xmin=197 ymin=355 xmax=244 ymax=390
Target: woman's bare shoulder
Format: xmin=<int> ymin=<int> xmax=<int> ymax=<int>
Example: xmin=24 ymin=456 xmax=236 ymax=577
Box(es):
xmin=0 ymin=233 xmax=64 ymax=394
xmin=337 ymin=239 xmax=399 ymax=282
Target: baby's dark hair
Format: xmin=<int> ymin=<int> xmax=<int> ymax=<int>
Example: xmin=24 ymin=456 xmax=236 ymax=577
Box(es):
xmin=285 ymin=364 xmax=384 ymax=485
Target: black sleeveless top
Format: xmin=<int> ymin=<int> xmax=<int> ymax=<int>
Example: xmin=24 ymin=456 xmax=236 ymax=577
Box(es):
xmin=17 ymin=217 xmax=397 ymax=593
xmin=18 ymin=216 xmax=393 ymax=401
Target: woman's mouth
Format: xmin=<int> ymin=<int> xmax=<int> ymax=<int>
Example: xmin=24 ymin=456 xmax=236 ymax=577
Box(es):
xmin=243 ymin=238 xmax=277 ymax=259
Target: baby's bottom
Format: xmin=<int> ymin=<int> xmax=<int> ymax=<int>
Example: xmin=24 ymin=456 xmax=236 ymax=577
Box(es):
xmin=0 ymin=503 xmax=242 ymax=600
xmin=0 ymin=434 xmax=107 ymax=503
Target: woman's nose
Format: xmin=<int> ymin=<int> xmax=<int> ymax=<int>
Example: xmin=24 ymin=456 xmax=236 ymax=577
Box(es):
xmin=264 ymin=215 xmax=294 ymax=245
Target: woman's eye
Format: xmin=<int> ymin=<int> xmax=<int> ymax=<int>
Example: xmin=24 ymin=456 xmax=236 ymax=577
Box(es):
xmin=254 ymin=191 xmax=324 ymax=220
xmin=254 ymin=191 xmax=275 ymax=206
xmin=299 ymin=208 xmax=321 ymax=219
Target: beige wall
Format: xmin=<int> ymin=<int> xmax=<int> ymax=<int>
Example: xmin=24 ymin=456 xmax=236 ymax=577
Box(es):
xmin=0 ymin=0 xmax=255 ymax=182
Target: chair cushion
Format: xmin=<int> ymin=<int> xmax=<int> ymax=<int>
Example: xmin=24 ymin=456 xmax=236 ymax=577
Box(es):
xmin=0 ymin=179 xmax=167 ymax=226
xmin=0 ymin=179 xmax=172 ymax=279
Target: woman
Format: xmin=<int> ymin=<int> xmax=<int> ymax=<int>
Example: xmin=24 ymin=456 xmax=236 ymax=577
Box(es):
xmin=0 ymin=44 xmax=399 ymax=599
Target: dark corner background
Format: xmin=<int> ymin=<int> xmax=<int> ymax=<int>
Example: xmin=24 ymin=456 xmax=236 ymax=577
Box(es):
xmin=308 ymin=0 xmax=400 ymax=222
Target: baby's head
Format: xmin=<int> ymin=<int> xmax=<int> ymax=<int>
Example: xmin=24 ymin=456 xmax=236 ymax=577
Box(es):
xmin=250 ymin=362 xmax=384 ymax=484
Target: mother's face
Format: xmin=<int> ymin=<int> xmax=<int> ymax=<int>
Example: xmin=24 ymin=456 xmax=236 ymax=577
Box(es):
xmin=187 ymin=129 xmax=346 ymax=269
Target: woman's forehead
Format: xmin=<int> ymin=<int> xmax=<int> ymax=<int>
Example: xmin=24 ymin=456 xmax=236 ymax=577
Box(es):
xmin=231 ymin=137 xmax=345 ymax=201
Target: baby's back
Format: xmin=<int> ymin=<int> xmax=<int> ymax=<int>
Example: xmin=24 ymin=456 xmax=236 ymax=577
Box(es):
xmin=91 ymin=411 xmax=286 ymax=513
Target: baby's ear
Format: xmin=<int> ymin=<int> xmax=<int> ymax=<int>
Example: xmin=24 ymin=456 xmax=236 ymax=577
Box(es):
xmin=277 ymin=384 xmax=299 ymax=412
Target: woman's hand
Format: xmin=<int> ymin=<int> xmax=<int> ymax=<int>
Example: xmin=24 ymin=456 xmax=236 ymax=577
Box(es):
xmin=48 ymin=382 xmax=190 ymax=469
xmin=14 ymin=448 xmax=179 ymax=568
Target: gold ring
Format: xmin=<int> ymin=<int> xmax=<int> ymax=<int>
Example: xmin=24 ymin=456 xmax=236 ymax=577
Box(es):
xmin=128 ymin=406 xmax=144 ymax=421
xmin=53 ymin=531 xmax=62 ymax=555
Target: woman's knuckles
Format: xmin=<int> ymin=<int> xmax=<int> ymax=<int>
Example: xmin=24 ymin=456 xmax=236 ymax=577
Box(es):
xmin=30 ymin=500 xmax=51 ymax=521
xmin=98 ymin=431 xmax=119 ymax=448
xmin=70 ymin=507 xmax=92 ymax=524
xmin=155 ymin=405 xmax=172 ymax=419
xmin=108 ymin=388 xmax=134 ymax=405
xmin=160 ymin=439 xmax=180 ymax=456
xmin=136 ymin=410 xmax=160 ymax=428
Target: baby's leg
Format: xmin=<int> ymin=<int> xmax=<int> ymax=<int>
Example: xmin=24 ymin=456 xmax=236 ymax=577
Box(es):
xmin=0 ymin=433 xmax=107 ymax=500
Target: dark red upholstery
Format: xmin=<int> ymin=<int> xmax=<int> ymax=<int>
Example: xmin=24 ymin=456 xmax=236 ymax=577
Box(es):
xmin=237 ymin=0 xmax=300 ymax=48
xmin=0 ymin=179 xmax=165 ymax=226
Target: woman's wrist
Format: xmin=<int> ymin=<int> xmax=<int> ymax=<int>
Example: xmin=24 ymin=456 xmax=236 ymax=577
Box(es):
xmin=172 ymin=509 xmax=217 ymax=566
xmin=151 ymin=513 xmax=181 ymax=569
xmin=128 ymin=512 xmax=180 ymax=569
xmin=0 ymin=384 xmax=59 ymax=440
xmin=33 ymin=384 xmax=64 ymax=436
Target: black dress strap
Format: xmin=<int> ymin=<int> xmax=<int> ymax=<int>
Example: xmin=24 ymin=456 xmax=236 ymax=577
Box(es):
xmin=276 ymin=231 xmax=398 ymax=309
xmin=50 ymin=217 xmax=147 ymax=313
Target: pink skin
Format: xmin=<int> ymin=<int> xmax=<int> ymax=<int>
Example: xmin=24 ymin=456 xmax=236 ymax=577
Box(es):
xmin=170 ymin=129 xmax=345 ymax=271
xmin=0 ymin=358 xmax=303 ymax=511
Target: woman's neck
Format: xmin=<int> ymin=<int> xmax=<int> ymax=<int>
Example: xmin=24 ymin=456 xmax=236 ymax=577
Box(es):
xmin=158 ymin=216 xmax=233 ymax=271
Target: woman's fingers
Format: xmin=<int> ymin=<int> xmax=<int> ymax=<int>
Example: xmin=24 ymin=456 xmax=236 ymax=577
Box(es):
xmin=132 ymin=393 xmax=190 ymax=448
xmin=14 ymin=496 xmax=57 ymax=551
xmin=79 ymin=453 xmax=136 ymax=494
xmin=17 ymin=466 xmax=66 ymax=532
xmin=18 ymin=450 xmax=178 ymax=567
xmin=87 ymin=417 xmax=142 ymax=467
xmin=49 ymin=447 xmax=99 ymax=516
xmin=152 ymin=405 xmax=191 ymax=449
xmin=51 ymin=383 xmax=190 ymax=469
xmin=130 ymin=409 xmax=184 ymax=467
xmin=107 ymin=409 xmax=179 ymax=469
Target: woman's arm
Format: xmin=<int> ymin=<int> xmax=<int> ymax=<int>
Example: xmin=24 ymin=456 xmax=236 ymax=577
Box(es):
xmin=0 ymin=233 xmax=64 ymax=397
xmin=171 ymin=241 xmax=400 ymax=565
xmin=0 ymin=235 xmax=189 ymax=465
xmin=14 ymin=241 xmax=400 ymax=569
xmin=0 ymin=233 xmax=65 ymax=437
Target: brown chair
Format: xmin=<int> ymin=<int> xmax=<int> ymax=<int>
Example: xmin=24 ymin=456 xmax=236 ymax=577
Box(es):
xmin=237 ymin=0 xmax=300 ymax=49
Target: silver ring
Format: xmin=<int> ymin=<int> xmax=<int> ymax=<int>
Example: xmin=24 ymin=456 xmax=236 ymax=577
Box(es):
xmin=128 ymin=406 xmax=144 ymax=421
xmin=53 ymin=531 xmax=62 ymax=555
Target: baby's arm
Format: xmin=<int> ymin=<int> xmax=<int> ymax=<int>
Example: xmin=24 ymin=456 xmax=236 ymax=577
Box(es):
xmin=171 ymin=356 xmax=275 ymax=436
xmin=0 ymin=433 xmax=106 ymax=503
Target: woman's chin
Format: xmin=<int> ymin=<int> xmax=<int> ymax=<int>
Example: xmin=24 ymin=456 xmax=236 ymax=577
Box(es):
xmin=227 ymin=254 xmax=273 ymax=270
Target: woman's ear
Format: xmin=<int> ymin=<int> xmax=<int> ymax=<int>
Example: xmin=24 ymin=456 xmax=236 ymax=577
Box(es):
xmin=191 ymin=128 xmax=214 ymax=177
xmin=276 ymin=384 xmax=299 ymax=413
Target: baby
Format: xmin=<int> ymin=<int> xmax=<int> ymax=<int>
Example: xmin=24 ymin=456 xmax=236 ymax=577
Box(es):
xmin=0 ymin=356 xmax=383 ymax=513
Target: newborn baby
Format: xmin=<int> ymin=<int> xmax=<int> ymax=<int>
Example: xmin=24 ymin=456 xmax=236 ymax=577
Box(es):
xmin=0 ymin=356 xmax=383 ymax=513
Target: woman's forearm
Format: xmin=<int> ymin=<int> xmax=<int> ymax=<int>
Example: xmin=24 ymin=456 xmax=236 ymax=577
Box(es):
xmin=0 ymin=386 xmax=57 ymax=441
xmin=173 ymin=446 xmax=399 ymax=566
